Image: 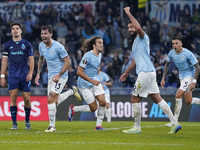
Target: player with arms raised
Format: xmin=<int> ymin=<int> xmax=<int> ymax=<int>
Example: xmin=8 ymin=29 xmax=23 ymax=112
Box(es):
xmin=120 ymin=7 xmax=181 ymax=134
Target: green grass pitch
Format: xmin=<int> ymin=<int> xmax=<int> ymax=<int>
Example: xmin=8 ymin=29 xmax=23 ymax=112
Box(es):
xmin=0 ymin=121 xmax=200 ymax=150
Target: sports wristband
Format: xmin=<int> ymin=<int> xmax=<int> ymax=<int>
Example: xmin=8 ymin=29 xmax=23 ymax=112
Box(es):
xmin=1 ymin=74 xmax=5 ymax=78
xmin=192 ymin=79 xmax=197 ymax=83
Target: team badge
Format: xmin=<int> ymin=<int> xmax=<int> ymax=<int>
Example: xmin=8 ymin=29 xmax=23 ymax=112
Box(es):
xmin=21 ymin=44 xmax=26 ymax=49
xmin=83 ymin=59 xmax=87 ymax=64
xmin=51 ymin=51 xmax=55 ymax=54
xmin=180 ymin=56 xmax=184 ymax=61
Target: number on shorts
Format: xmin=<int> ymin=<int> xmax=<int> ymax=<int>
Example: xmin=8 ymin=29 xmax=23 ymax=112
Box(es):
xmin=55 ymin=83 xmax=61 ymax=90
xmin=184 ymin=81 xmax=188 ymax=88
xmin=132 ymin=85 xmax=136 ymax=92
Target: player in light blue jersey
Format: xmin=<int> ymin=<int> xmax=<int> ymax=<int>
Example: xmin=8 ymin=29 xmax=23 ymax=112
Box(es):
xmin=68 ymin=36 xmax=107 ymax=130
xmin=161 ymin=37 xmax=200 ymax=127
xmin=119 ymin=7 xmax=181 ymax=134
xmin=1 ymin=23 xmax=34 ymax=130
xmin=35 ymin=25 xmax=81 ymax=132
xmin=98 ymin=67 xmax=113 ymax=122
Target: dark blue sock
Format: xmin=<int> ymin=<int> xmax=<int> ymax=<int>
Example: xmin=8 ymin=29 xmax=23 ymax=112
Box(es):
xmin=10 ymin=106 xmax=17 ymax=125
xmin=24 ymin=107 xmax=31 ymax=123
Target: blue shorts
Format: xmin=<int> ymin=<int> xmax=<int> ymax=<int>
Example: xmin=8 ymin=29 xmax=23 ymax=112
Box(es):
xmin=8 ymin=77 xmax=31 ymax=92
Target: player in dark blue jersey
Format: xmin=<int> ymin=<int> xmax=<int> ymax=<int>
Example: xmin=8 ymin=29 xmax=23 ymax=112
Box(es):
xmin=0 ymin=23 xmax=34 ymax=130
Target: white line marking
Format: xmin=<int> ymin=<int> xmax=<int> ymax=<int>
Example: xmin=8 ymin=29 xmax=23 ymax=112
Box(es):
xmin=0 ymin=124 xmax=200 ymax=135
xmin=0 ymin=141 xmax=186 ymax=146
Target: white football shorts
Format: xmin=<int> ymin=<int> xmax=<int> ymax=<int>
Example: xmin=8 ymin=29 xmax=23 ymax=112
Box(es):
xmin=78 ymin=83 xmax=105 ymax=104
xmin=179 ymin=77 xmax=193 ymax=92
xmin=48 ymin=77 xmax=68 ymax=95
xmin=132 ymin=71 xmax=160 ymax=98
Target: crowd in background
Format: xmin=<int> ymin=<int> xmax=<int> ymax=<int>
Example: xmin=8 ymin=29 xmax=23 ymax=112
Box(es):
xmin=1 ymin=0 xmax=200 ymax=89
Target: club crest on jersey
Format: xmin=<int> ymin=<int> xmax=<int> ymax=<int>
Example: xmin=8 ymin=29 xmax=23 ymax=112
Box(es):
xmin=181 ymin=56 xmax=184 ymax=61
xmin=83 ymin=59 xmax=87 ymax=64
xmin=51 ymin=50 xmax=55 ymax=54
xmin=21 ymin=44 xmax=26 ymax=49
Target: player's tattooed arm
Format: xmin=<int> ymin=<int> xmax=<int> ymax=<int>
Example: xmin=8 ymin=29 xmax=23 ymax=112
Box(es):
xmin=59 ymin=71 xmax=64 ymax=76
xmin=162 ymin=62 xmax=170 ymax=79
xmin=35 ymin=56 xmax=45 ymax=85
xmin=58 ymin=56 xmax=71 ymax=77
xmin=37 ymin=56 xmax=45 ymax=75
xmin=194 ymin=63 xmax=200 ymax=80
xmin=188 ymin=63 xmax=200 ymax=91
xmin=161 ymin=62 xmax=170 ymax=88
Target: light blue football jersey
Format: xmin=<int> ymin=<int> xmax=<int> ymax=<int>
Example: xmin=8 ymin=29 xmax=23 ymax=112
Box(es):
xmin=168 ymin=48 xmax=198 ymax=79
xmin=98 ymin=71 xmax=110 ymax=94
xmin=131 ymin=33 xmax=155 ymax=74
xmin=39 ymin=40 xmax=68 ymax=80
xmin=77 ymin=50 xmax=101 ymax=88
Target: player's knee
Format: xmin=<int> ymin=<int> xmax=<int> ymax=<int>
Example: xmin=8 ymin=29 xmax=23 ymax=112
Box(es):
xmin=24 ymin=97 xmax=30 ymax=105
xmin=175 ymin=93 xmax=182 ymax=99
xmin=89 ymin=101 xmax=98 ymax=112
xmin=99 ymin=100 xmax=106 ymax=107
xmin=106 ymin=103 xmax=110 ymax=109
xmin=90 ymin=108 xmax=96 ymax=112
xmin=47 ymin=92 xmax=57 ymax=103
xmin=90 ymin=106 xmax=97 ymax=112
xmin=185 ymin=101 xmax=191 ymax=105
xmin=10 ymin=95 xmax=18 ymax=103
xmin=10 ymin=96 xmax=17 ymax=101
xmin=24 ymin=99 xmax=30 ymax=105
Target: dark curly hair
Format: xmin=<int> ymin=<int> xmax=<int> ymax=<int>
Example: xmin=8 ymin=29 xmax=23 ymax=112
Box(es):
xmin=82 ymin=36 xmax=102 ymax=54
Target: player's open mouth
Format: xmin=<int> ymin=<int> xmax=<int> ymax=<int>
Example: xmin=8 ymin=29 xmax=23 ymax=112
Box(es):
xmin=42 ymin=38 xmax=47 ymax=41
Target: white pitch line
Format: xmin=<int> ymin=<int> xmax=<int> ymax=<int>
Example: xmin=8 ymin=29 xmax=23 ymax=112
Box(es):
xmin=1 ymin=124 xmax=200 ymax=135
xmin=0 ymin=126 xmax=156 ymax=135
xmin=0 ymin=141 xmax=186 ymax=146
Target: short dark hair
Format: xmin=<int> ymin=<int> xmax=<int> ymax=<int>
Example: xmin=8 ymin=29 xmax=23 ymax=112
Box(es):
xmin=10 ymin=22 xmax=22 ymax=30
xmin=41 ymin=25 xmax=53 ymax=34
xmin=172 ymin=37 xmax=182 ymax=42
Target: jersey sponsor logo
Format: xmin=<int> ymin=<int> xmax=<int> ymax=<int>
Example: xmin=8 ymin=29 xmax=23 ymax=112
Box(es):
xmin=21 ymin=44 xmax=26 ymax=49
xmin=10 ymin=46 xmax=13 ymax=49
xmin=11 ymin=51 xmax=24 ymax=55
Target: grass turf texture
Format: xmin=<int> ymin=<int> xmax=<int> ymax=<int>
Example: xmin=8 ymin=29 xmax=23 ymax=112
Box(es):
xmin=0 ymin=121 xmax=200 ymax=150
